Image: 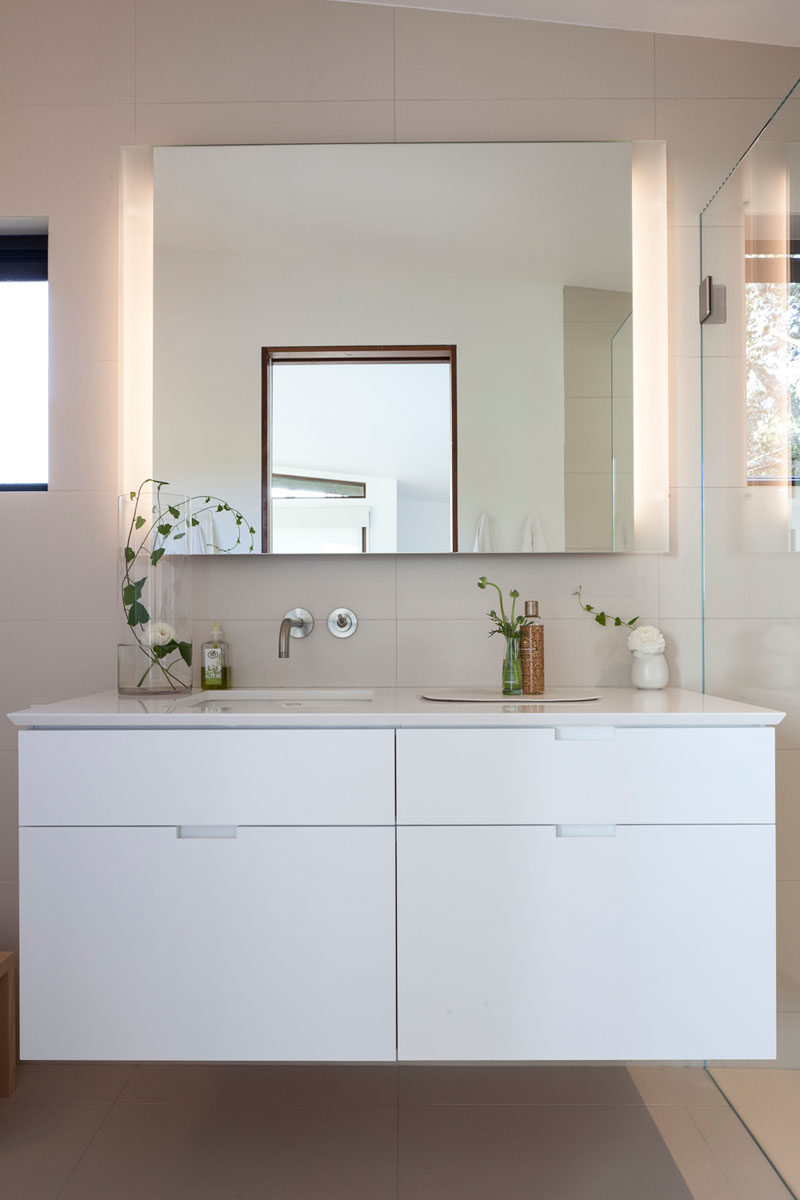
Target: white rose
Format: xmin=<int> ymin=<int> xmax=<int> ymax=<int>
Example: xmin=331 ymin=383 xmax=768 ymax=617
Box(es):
xmin=148 ymin=621 xmax=177 ymax=646
xmin=627 ymin=624 xmax=665 ymax=656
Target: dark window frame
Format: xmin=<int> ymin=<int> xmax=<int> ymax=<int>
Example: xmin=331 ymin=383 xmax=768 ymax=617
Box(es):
xmin=0 ymin=234 xmax=49 ymax=491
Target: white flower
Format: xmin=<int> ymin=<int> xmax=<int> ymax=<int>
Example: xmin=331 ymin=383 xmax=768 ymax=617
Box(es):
xmin=627 ymin=624 xmax=665 ymax=656
xmin=148 ymin=621 xmax=177 ymax=647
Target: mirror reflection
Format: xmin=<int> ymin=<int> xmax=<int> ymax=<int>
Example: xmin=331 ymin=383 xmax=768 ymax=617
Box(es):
xmin=153 ymin=142 xmax=633 ymax=553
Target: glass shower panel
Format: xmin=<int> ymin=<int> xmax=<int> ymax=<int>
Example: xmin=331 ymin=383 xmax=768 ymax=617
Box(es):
xmin=701 ymin=76 xmax=800 ymax=1199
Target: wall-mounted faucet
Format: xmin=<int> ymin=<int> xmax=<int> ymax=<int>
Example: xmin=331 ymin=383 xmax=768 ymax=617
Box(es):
xmin=278 ymin=608 xmax=313 ymax=658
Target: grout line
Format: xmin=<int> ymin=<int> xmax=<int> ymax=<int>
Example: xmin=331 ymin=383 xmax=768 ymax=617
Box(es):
xmin=52 ymin=1066 xmax=136 ymax=1200
xmin=701 ymin=1066 xmax=799 ymax=1200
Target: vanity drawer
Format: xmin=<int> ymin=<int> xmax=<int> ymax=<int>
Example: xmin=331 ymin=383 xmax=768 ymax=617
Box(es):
xmin=19 ymin=729 xmax=395 ymax=826
xmin=396 ymin=727 xmax=774 ymax=824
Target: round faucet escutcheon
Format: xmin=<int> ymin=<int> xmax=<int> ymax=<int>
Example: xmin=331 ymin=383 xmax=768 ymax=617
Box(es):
xmin=328 ymin=608 xmax=358 ymax=638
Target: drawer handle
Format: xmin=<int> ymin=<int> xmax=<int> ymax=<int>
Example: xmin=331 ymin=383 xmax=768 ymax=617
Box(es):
xmin=177 ymin=825 xmax=238 ymax=839
xmin=556 ymin=824 xmax=616 ymax=838
xmin=555 ymin=727 xmax=615 ymax=741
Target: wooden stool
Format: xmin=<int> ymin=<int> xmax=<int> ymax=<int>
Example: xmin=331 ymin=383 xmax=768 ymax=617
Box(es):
xmin=0 ymin=951 xmax=16 ymax=1096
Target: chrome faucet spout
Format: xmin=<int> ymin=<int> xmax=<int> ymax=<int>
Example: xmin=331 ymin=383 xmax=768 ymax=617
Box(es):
xmin=278 ymin=617 xmax=302 ymax=658
xmin=278 ymin=609 xmax=314 ymax=658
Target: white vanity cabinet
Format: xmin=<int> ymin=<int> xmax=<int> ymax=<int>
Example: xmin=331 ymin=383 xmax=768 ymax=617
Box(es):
xmin=18 ymin=729 xmax=396 ymax=1061
xmin=396 ymin=728 xmax=776 ymax=1061
xmin=12 ymin=690 xmax=780 ymax=1063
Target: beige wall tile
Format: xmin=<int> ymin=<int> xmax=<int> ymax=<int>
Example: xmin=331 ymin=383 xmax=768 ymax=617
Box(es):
xmin=700 ymin=359 xmax=748 ymax=488
xmin=136 ymin=101 xmax=394 ymax=147
xmin=135 ymin=0 xmax=394 ymax=104
xmin=563 ymin=322 xmax=619 ymax=398
xmin=655 ymin=35 xmax=800 ymax=101
xmin=564 ymin=475 xmax=613 ymax=551
xmin=776 ymin=750 xmax=800 ymax=882
xmin=49 ymin=360 xmax=120 ymax=493
xmin=192 ymin=554 xmax=396 ymax=622
xmin=0 ymin=105 xmax=134 ymax=233
xmin=397 ymin=613 xmax=649 ymax=688
xmin=0 ymin=752 xmax=18 ymax=883
xmin=48 ymin=230 xmax=120 ymax=363
xmin=659 ymin=619 xmax=703 ymax=690
xmin=0 ymin=0 xmax=134 ymax=107
xmin=395 ymin=98 xmax=655 ymax=142
xmin=0 ymin=621 xmax=122 ymax=753
xmin=703 ymin=488 xmax=747 ymax=619
xmin=190 ymin=618 xmax=397 ymax=688
xmin=395 ymin=9 xmax=654 ymax=100
xmin=778 ymin=881 xmax=800 ymax=986
xmin=656 ymin=98 xmax=783 ymax=225
xmin=396 ymin=552 xmax=658 ymax=621
xmin=657 ymin=487 xmax=702 ymax=618
xmin=0 ymin=492 xmax=118 ymax=622
xmin=668 ymin=225 xmax=701 ymax=361
xmin=670 ymin=358 xmax=702 ymax=488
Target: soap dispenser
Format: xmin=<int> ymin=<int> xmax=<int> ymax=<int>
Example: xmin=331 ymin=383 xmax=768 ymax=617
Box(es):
xmin=519 ymin=601 xmax=544 ymax=695
xmin=201 ymin=622 xmax=230 ymax=690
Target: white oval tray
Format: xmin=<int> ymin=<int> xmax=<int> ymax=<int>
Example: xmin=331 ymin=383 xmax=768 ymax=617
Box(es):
xmin=421 ymin=688 xmax=601 ymax=703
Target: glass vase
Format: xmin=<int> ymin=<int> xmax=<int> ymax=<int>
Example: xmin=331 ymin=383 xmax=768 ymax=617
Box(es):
xmin=502 ymin=637 xmax=522 ymax=696
xmin=118 ymin=488 xmax=193 ymax=695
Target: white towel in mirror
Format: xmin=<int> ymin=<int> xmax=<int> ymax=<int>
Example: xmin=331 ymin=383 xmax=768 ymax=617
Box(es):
xmin=520 ymin=514 xmax=548 ymax=552
xmin=473 ymin=513 xmax=496 ymax=553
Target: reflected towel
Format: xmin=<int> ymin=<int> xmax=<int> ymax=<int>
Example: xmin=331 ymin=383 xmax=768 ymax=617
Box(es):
xmin=473 ymin=513 xmax=496 ymax=553
xmin=520 ymin=513 xmax=548 ymax=552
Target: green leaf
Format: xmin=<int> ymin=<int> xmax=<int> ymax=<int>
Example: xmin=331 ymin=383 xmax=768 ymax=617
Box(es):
xmin=167 ymin=505 xmax=180 ymax=519
xmin=628 ymin=617 xmax=639 ymax=625
xmin=204 ymin=497 xmax=210 ymax=503
xmin=614 ymin=617 xmax=622 ymax=626
xmin=594 ymin=612 xmax=607 ymax=626
xmin=191 ymin=517 xmax=199 ymax=526
xmin=584 ymin=604 xmax=594 ymax=612
xmin=173 ymin=532 xmax=185 ymax=540
xmin=126 ymin=600 xmax=149 ymax=627
xmin=249 ymin=527 xmax=256 ymax=535
xmin=124 ymin=546 xmax=135 ymax=563
xmin=216 ymin=504 xmax=223 ymax=512
xmin=157 ymin=523 xmax=172 ymax=537
xmin=152 ymin=639 xmax=177 ymax=659
xmin=135 ymin=515 xmax=145 ymax=530
xmin=121 ymin=578 xmax=146 ymax=606
xmin=150 ymin=547 xmax=165 ymax=566
xmin=178 ymin=641 xmax=193 ymax=667
xmin=129 ymin=491 xmax=136 ymax=500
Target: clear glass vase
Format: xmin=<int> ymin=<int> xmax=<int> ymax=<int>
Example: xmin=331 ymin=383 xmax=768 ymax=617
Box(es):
xmin=502 ymin=637 xmax=522 ymax=696
xmin=118 ymin=488 xmax=193 ymax=695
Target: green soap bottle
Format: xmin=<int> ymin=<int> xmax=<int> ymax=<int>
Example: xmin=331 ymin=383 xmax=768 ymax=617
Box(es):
xmin=201 ymin=622 xmax=230 ymax=689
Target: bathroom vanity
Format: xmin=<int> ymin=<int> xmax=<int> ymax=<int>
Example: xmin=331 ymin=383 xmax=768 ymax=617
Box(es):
xmin=9 ymin=687 xmax=782 ymax=1063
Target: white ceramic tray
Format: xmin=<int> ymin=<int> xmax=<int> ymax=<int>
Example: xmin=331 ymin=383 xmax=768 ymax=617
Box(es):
xmin=421 ymin=688 xmax=601 ymax=703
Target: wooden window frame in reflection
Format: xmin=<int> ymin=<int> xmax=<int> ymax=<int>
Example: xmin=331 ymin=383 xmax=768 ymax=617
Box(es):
xmin=261 ymin=346 xmax=458 ymax=554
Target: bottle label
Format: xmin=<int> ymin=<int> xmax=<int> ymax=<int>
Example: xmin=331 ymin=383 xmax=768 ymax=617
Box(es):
xmin=204 ymin=646 xmax=223 ymax=682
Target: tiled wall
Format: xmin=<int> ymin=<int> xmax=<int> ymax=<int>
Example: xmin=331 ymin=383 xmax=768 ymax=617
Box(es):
xmin=1 ymin=0 xmax=799 ymax=957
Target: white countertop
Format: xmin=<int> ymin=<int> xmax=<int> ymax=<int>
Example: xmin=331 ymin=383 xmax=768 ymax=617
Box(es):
xmin=7 ymin=687 xmax=785 ymax=729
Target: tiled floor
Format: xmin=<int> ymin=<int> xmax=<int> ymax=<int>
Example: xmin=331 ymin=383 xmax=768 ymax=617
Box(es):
xmin=0 ymin=1063 xmax=791 ymax=1200
xmin=708 ymin=1068 xmax=800 ymax=1198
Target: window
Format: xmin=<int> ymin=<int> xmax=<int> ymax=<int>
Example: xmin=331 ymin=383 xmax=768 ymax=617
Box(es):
xmin=0 ymin=233 xmax=48 ymax=489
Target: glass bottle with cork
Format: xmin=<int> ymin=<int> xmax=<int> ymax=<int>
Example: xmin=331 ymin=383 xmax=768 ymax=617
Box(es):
xmin=519 ymin=600 xmax=544 ymax=695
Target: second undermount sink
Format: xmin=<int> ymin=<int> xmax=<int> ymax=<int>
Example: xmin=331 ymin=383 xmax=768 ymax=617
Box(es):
xmin=180 ymin=688 xmax=375 ymax=709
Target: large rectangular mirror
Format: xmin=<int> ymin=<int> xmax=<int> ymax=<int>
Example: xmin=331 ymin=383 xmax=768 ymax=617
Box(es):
xmin=152 ymin=141 xmax=664 ymax=553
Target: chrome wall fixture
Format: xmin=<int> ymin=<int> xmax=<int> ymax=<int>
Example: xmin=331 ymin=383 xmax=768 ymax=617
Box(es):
xmin=328 ymin=609 xmax=358 ymax=638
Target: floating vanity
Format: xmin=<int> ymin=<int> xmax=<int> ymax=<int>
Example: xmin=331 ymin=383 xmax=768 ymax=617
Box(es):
xmin=9 ymin=687 xmax=782 ymax=1063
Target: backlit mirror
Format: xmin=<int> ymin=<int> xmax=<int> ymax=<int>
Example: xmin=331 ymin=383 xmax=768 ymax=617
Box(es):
xmin=152 ymin=141 xmax=663 ymax=553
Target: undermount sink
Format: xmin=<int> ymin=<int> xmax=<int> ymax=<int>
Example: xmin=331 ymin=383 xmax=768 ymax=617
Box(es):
xmin=180 ymin=688 xmax=375 ymax=708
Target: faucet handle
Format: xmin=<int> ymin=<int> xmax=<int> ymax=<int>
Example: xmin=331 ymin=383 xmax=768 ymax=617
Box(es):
xmin=328 ymin=608 xmax=358 ymax=638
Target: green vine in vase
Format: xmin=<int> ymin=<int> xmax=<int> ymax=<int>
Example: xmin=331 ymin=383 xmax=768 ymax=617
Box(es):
xmin=573 ymin=585 xmax=639 ymax=628
xmin=122 ymin=478 xmax=256 ymax=690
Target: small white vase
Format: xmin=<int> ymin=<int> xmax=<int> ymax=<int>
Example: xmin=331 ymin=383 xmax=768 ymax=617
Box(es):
xmin=631 ymin=652 xmax=669 ymax=690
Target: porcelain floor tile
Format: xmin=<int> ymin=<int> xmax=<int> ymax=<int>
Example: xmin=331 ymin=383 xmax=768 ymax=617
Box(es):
xmin=400 ymin=1064 xmax=643 ymax=1107
xmin=398 ymin=1102 xmax=693 ymax=1199
xmin=58 ymin=1102 xmax=398 ymax=1200
xmin=0 ymin=1102 xmax=111 ymax=1200
xmin=120 ymin=1063 xmax=398 ymax=1106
